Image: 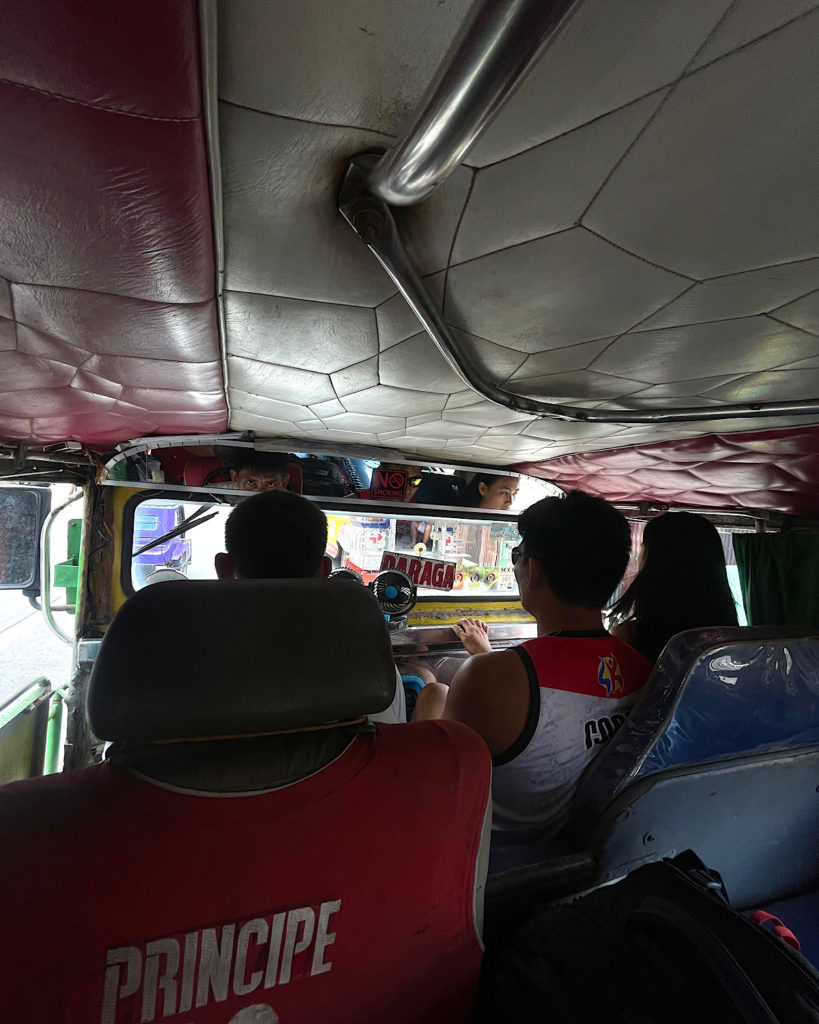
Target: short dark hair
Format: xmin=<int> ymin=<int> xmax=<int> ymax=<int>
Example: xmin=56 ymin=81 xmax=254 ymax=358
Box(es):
xmin=229 ymin=450 xmax=290 ymax=478
xmin=225 ymin=491 xmax=327 ymax=579
xmin=517 ymin=490 xmax=630 ymax=609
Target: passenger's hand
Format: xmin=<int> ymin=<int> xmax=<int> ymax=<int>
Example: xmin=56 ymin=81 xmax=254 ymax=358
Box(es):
xmin=453 ymin=617 xmax=492 ymax=655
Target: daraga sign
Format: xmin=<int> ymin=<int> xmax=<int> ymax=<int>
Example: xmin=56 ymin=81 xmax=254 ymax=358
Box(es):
xmin=380 ymin=551 xmax=455 ymax=590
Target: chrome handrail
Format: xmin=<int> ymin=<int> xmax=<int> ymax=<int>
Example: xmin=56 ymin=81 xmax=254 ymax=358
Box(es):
xmin=342 ymin=0 xmax=819 ymax=425
xmin=41 ymin=490 xmax=83 ymax=645
xmin=368 ymin=0 xmax=579 ymax=205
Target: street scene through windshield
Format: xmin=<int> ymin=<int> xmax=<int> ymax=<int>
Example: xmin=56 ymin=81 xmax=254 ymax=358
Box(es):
xmin=130 ymin=497 xmax=524 ymax=598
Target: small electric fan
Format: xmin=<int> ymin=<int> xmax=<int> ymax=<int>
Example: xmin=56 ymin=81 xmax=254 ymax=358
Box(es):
xmin=369 ymin=570 xmax=417 ymax=629
xmin=328 ymin=567 xmax=364 ymax=584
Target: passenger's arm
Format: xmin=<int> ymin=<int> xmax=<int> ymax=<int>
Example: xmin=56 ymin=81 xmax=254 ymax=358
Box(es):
xmin=453 ymin=617 xmax=492 ymax=655
xmin=441 ymin=650 xmax=530 ymax=757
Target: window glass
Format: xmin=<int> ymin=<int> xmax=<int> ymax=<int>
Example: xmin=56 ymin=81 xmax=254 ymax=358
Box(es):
xmin=0 ymin=488 xmax=41 ymax=588
xmin=0 ymin=484 xmax=78 ymax=704
xmin=718 ymin=527 xmax=748 ymax=627
xmin=129 ymin=497 xmax=521 ymax=597
xmin=327 ymin=511 xmax=520 ymax=595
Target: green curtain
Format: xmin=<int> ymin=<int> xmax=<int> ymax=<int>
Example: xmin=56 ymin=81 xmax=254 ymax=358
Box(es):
xmin=733 ymin=532 xmax=819 ymax=627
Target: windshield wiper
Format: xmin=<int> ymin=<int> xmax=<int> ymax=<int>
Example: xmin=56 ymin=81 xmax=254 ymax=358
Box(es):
xmin=132 ymin=505 xmax=220 ymax=559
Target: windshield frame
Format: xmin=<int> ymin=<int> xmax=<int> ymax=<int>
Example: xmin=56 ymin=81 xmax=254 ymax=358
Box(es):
xmin=121 ymin=488 xmax=524 ymax=601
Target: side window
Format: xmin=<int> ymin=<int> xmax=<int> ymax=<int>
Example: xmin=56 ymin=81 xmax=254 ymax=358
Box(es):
xmin=0 ymin=487 xmax=48 ymax=590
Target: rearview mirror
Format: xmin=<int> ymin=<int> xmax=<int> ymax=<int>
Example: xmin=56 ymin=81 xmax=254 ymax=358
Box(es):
xmin=0 ymin=486 xmax=51 ymax=593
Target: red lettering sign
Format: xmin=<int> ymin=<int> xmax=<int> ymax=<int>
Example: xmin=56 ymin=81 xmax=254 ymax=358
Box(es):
xmin=370 ymin=468 xmax=408 ymax=500
xmin=379 ymin=552 xmax=455 ymax=591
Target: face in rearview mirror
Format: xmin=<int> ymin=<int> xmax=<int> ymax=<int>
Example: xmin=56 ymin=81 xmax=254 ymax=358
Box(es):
xmin=0 ymin=486 xmax=51 ymax=591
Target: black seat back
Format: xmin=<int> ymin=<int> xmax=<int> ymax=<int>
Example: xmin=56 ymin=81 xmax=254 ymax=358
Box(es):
xmin=88 ymin=578 xmax=396 ymax=743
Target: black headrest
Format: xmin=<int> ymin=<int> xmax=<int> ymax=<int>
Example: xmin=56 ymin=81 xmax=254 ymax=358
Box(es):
xmin=413 ymin=473 xmax=467 ymax=506
xmin=88 ymin=579 xmax=396 ymax=742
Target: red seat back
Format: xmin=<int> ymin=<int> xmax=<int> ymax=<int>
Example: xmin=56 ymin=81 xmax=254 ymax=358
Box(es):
xmin=182 ymin=456 xmax=228 ymax=487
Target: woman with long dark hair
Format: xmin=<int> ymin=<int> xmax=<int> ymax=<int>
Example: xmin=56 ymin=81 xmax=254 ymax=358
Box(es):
xmin=464 ymin=473 xmax=519 ymax=510
xmin=611 ymin=512 xmax=739 ymax=662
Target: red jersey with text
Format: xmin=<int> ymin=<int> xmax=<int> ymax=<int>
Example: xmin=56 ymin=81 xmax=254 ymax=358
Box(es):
xmin=492 ymin=633 xmax=652 ymax=841
xmin=0 ymin=721 xmax=490 ymax=1024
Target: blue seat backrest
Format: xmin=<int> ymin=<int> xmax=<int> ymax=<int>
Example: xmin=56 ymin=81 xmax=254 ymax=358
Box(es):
xmin=572 ymin=626 xmax=819 ymax=836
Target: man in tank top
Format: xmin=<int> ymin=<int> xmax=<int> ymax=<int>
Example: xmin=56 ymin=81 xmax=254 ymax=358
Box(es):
xmin=415 ymin=491 xmax=652 ymax=859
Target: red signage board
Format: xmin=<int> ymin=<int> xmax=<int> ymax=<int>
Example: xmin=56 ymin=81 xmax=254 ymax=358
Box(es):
xmin=380 ymin=551 xmax=456 ymax=591
xmin=370 ymin=468 xmax=408 ymax=500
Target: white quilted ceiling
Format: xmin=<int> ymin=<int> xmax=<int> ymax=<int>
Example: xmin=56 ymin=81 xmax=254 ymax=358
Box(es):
xmin=215 ymin=0 xmax=819 ymax=466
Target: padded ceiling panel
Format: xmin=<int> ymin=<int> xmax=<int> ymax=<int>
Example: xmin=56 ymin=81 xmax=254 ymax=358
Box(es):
xmin=466 ymin=0 xmax=731 ymax=166
xmin=516 ymin=425 xmax=819 ymax=517
xmin=218 ymin=0 xmax=472 ymax=132
xmin=4 ymin=0 xmax=816 ymax=508
xmin=0 ymin=1 xmax=226 ymax=446
xmin=217 ymin=0 xmax=819 ymax=485
xmin=0 ymin=3 xmax=202 ymax=118
xmin=584 ymin=11 xmax=819 ymax=277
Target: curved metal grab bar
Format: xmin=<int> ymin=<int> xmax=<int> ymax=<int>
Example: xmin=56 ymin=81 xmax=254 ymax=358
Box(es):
xmin=41 ymin=490 xmax=83 ymax=645
xmin=368 ymin=0 xmax=579 ymax=206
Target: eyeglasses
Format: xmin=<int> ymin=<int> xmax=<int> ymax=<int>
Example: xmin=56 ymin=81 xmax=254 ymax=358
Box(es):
xmin=511 ymin=545 xmax=525 ymax=566
xmin=407 ymin=476 xmax=423 ymax=488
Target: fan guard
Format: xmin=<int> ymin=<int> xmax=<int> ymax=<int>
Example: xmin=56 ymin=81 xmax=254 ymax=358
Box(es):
xmin=369 ymin=570 xmax=417 ymax=616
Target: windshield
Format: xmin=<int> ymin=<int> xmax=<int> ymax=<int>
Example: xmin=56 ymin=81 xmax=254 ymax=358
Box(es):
xmin=129 ymin=496 xmax=523 ymax=598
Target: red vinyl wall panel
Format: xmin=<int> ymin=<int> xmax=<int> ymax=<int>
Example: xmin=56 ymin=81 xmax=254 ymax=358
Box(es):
xmin=0 ymin=1 xmax=227 ymax=446
xmin=516 ymin=425 xmax=819 ymax=517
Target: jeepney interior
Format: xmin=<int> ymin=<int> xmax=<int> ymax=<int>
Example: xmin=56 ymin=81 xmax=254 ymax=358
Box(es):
xmin=2 ymin=0 xmax=819 ymax=996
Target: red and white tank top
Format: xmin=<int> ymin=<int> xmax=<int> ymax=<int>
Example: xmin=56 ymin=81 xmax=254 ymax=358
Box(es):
xmin=491 ymin=632 xmax=652 ymax=842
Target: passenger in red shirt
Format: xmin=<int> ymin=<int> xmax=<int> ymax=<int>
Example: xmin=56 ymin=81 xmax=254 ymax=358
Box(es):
xmin=0 ymin=489 xmax=491 ymax=1022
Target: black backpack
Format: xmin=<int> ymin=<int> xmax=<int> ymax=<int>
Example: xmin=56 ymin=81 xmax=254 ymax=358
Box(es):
xmin=477 ymin=851 xmax=819 ymax=1023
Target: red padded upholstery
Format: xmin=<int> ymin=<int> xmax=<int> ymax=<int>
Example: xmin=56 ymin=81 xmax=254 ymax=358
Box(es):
xmin=516 ymin=425 xmax=819 ymax=517
xmin=182 ymin=457 xmax=229 ymax=488
xmin=0 ymin=1 xmax=227 ymax=446
xmin=287 ymin=459 xmax=303 ymax=494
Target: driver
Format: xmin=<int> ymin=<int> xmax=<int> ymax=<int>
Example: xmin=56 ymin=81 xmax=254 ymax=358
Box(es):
xmin=215 ymin=490 xmax=406 ymax=724
xmin=223 ymin=450 xmax=291 ymax=492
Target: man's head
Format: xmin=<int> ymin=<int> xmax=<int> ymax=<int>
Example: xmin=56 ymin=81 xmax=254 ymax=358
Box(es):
xmin=228 ymin=451 xmax=291 ymax=492
xmin=377 ymin=463 xmax=423 ymax=502
xmin=513 ymin=490 xmax=630 ymax=612
xmin=215 ymin=490 xmax=331 ymax=580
